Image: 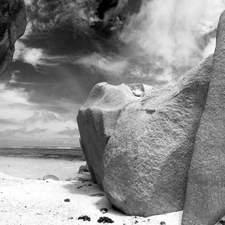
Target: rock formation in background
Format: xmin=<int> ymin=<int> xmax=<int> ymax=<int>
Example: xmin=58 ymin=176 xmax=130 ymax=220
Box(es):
xmin=182 ymin=11 xmax=225 ymax=225
xmin=0 ymin=0 xmax=26 ymax=76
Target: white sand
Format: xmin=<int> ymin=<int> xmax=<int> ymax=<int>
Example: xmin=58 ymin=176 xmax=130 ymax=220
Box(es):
xmin=0 ymin=156 xmax=84 ymax=180
xmin=0 ymin=157 xmax=182 ymax=225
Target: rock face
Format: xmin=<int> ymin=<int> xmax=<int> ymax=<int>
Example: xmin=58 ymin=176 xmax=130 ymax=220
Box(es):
xmin=182 ymin=11 xmax=225 ymax=225
xmin=77 ymin=54 xmax=213 ymax=216
xmin=77 ymin=82 xmax=151 ymax=190
xmin=102 ymin=56 xmax=212 ymax=217
xmin=0 ymin=0 xmax=26 ymax=76
xmin=43 ymin=175 xmax=60 ymax=181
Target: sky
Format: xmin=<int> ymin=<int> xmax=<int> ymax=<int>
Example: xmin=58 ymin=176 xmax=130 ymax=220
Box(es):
xmin=0 ymin=0 xmax=224 ymax=147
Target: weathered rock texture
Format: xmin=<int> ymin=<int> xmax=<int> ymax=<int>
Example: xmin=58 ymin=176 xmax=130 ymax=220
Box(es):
xmin=77 ymin=54 xmax=213 ymax=216
xmin=182 ymin=11 xmax=225 ymax=225
xmin=77 ymin=83 xmax=152 ymax=190
xmin=102 ymin=55 xmax=212 ymax=216
xmin=0 ymin=0 xmax=26 ymax=76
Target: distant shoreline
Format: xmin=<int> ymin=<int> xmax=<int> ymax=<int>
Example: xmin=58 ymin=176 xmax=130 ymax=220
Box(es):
xmin=0 ymin=146 xmax=83 ymax=161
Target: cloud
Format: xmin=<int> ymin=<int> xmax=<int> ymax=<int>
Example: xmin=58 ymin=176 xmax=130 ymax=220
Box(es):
xmin=0 ymin=79 xmax=79 ymax=146
xmin=24 ymin=0 xmax=34 ymax=6
xmin=0 ymin=119 xmax=18 ymax=125
xmin=119 ymin=0 xmax=225 ymax=81
xmin=56 ymin=127 xmax=79 ymax=137
xmin=76 ymin=53 xmax=128 ymax=75
xmin=202 ymin=38 xmax=216 ymax=59
xmin=28 ymin=128 xmax=48 ymax=134
xmin=23 ymin=111 xmax=62 ymax=124
xmin=13 ymin=42 xmax=59 ymax=68
xmin=9 ymin=71 xmax=20 ymax=84
xmin=0 ymin=83 xmax=31 ymax=106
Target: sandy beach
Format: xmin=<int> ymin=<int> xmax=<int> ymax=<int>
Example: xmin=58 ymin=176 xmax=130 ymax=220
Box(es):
xmin=0 ymin=157 xmax=182 ymax=225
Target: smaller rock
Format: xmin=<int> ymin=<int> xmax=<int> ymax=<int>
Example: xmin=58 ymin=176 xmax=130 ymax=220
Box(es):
xmin=78 ymin=216 xmax=91 ymax=221
xmin=43 ymin=175 xmax=59 ymax=181
xmin=97 ymin=217 xmax=114 ymax=223
xmin=160 ymin=222 xmax=166 ymax=225
xmin=218 ymin=220 xmax=225 ymax=225
xmin=78 ymin=164 xmax=89 ymax=174
xmin=100 ymin=208 xmax=108 ymax=214
xmin=64 ymin=198 xmax=70 ymax=202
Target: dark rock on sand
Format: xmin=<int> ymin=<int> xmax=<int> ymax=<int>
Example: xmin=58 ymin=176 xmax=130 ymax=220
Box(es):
xmin=64 ymin=198 xmax=70 ymax=202
xmin=218 ymin=220 xmax=225 ymax=225
xmin=78 ymin=215 xmax=91 ymax=221
xmin=97 ymin=216 xmax=114 ymax=223
xmin=0 ymin=0 xmax=26 ymax=76
xmin=78 ymin=164 xmax=89 ymax=174
xmin=43 ymin=175 xmax=59 ymax=181
xmin=182 ymin=11 xmax=225 ymax=225
xmin=100 ymin=208 xmax=108 ymax=214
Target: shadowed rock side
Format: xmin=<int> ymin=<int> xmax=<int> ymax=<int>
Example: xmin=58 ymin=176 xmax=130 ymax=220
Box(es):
xmin=0 ymin=0 xmax=26 ymax=76
xmin=77 ymin=82 xmax=152 ymax=190
xmin=182 ymin=11 xmax=225 ymax=225
xmin=102 ymin=55 xmax=213 ymax=217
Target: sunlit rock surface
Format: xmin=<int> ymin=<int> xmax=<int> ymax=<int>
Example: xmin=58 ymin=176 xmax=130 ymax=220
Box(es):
xmin=0 ymin=0 xmax=26 ymax=76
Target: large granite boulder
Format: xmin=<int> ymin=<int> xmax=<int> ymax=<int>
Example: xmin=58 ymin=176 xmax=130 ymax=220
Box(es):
xmin=77 ymin=53 xmax=213 ymax=215
xmin=77 ymin=82 xmax=152 ymax=190
xmin=0 ymin=0 xmax=26 ymax=76
xmin=182 ymin=11 xmax=225 ymax=225
xmin=102 ymin=55 xmax=213 ymax=217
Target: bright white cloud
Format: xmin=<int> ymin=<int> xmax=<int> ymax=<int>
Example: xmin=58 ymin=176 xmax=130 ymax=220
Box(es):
xmin=24 ymin=0 xmax=34 ymax=6
xmin=13 ymin=43 xmax=50 ymax=67
xmin=0 ymin=83 xmax=31 ymax=106
xmin=120 ymin=0 xmax=225 ymax=80
xmin=22 ymin=48 xmax=45 ymax=67
xmin=13 ymin=41 xmax=59 ymax=68
xmin=76 ymin=53 xmax=128 ymax=75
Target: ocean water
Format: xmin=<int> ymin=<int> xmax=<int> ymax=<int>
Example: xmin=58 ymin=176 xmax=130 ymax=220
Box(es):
xmin=0 ymin=146 xmax=85 ymax=180
xmin=0 ymin=146 xmax=83 ymax=161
